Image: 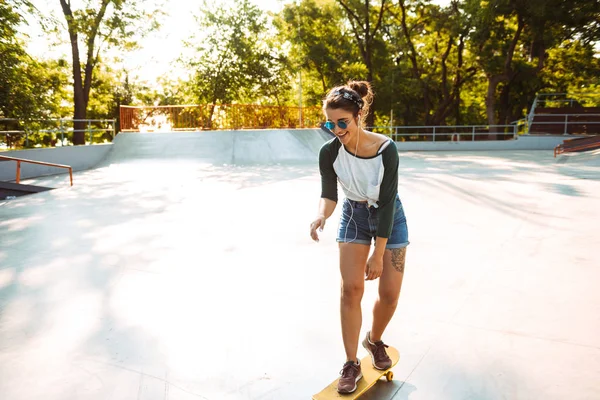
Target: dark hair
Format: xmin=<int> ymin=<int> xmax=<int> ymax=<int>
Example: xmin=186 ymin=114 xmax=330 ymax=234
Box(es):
xmin=322 ymin=80 xmax=374 ymax=127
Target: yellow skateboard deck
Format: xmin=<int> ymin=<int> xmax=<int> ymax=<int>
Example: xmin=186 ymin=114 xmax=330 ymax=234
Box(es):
xmin=312 ymin=347 xmax=400 ymax=399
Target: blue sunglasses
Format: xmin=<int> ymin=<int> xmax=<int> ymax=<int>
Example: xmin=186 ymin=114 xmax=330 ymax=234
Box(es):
xmin=324 ymin=119 xmax=351 ymax=131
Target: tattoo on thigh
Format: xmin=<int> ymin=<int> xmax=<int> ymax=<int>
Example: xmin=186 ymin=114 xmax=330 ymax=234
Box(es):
xmin=391 ymin=248 xmax=406 ymax=273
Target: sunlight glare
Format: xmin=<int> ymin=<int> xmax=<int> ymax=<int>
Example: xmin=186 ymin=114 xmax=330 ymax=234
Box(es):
xmin=0 ymin=268 xmax=16 ymax=290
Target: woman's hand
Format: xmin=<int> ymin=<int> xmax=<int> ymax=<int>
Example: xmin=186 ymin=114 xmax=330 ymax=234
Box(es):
xmin=310 ymin=215 xmax=326 ymax=242
xmin=365 ymin=253 xmax=384 ymax=280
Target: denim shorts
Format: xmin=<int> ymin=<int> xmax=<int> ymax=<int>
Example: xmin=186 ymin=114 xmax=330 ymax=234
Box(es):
xmin=337 ymin=195 xmax=410 ymax=249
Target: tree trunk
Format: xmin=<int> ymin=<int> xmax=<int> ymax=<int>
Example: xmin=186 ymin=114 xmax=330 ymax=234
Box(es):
xmin=422 ymin=87 xmax=432 ymax=126
xmin=485 ymin=17 xmax=524 ymax=136
xmin=430 ymin=35 xmax=455 ymax=125
xmin=60 ymin=0 xmax=110 ymax=145
xmin=454 ymin=33 xmax=465 ymax=125
xmin=498 ymin=82 xmax=512 ymax=126
xmin=336 ymin=0 xmax=387 ymax=128
xmin=310 ymin=60 xmax=327 ymax=93
xmin=485 ymin=74 xmax=506 ymax=136
xmin=397 ymin=0 xmax=433 ymax=125
xmin=60 ymin=0 xmax=85 ymax=145
xmin=207 ymin=103 xmax=216 ymax=130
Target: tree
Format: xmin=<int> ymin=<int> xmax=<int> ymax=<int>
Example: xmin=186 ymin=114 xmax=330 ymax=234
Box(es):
xmin=57 ymin=0 xmax=161 ymax=144
xmin=0 ymin=1 xmax=28 ymax=118
xmin=335 ymin=0 xmax=388 ymax=84
xmin=541 ymin=39 xmax=600 ymax=98
xmin=1 ymin=2 xmax=69 ymax=120
xmin=385 ymin=0 xmax=478 ymax=125
xmin=185 ymin=0 xmax=287 ymax=128
xmin=335 ymin=0 xmax=388 ymax=126
xmin=274 ymin=0 xmax=357 ymax=106
xmin=86 ymin=65 xmax=137 ymax=140
xmin=465 ymin=0 xmax=600 ymax=128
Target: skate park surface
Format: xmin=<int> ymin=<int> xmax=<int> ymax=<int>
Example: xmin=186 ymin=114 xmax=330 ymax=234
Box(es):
xmin=1 ymin=129 xmax=599 ymax=400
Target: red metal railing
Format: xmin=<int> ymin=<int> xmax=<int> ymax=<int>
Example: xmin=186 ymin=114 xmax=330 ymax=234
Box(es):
xmin=554 ymin=136 xmax=600 ymax=157
xmin=0 ymin=155 xmax=73 ymax=186
xmin=119 ymin=104 xmax=323 ymax=132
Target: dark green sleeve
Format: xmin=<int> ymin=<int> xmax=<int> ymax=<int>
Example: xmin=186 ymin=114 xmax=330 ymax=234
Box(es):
xmin=376 ymin=141 xmax=399 ymax=238
xmin=319 ymin=140 xmax=338 ymax=202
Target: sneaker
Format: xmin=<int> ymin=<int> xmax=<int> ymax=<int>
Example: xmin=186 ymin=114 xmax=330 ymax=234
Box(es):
xmin=337 ymin=359 xmax=362 ymax=394
xmin=362 ymin=331 xmax=392 ymax=370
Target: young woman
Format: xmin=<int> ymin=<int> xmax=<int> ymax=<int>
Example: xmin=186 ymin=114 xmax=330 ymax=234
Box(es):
xmin=309 ymin=81 xmax=409 ymax=394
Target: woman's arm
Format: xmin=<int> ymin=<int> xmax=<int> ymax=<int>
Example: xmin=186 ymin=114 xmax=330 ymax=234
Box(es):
xmin=375 ymin=141 xmax=399 ymax=240
xmin=366 ymin=141 xmax=399 ymax=279
xmin=311 ymin=141 xmax=339 ymax=242
xmin=317 ymin=197 xmax=337 ymax=220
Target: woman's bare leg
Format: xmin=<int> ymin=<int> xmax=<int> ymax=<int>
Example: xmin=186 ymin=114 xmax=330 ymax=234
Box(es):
xmin=339 ymin=242 xmax=371 ymax=362
xmin=370 ymin=247 xmax=407 ymax=341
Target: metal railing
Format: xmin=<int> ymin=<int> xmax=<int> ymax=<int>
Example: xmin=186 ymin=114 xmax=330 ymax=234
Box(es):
xmin=554 ymin=136 xmax=600 ymax=157
xmin=527 ymin=92 xmax=600 ymax=126
xmin=529 ymin=114 xmax=600 ymax=135
xmin=0 ymin=155 xmax=73 ymax=186
xmin=0 ymin=118 xmax=116 ymax=150
xmin=532 ymin=92 xmax=600 ymax=108
xmin=119 ymin=104 xmax=322 ymax=132
xmin=527 ymin=96 xmax=539 ymax=128
xmin=368 ymin=122 xmax=524 ymax=142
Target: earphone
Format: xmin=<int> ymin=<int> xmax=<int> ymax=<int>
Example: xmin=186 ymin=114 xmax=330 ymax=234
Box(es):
xmin=337 ymin=113 xmax=362 ymax=244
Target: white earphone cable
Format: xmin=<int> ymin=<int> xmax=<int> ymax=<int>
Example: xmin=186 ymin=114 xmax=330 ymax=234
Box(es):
xmin=340 ymin=115 xmax=361 ymax=244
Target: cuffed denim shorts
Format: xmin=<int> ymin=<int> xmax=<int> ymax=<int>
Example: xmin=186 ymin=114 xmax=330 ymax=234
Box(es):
xmin=337 ymin=195 xmax=410 ymax=249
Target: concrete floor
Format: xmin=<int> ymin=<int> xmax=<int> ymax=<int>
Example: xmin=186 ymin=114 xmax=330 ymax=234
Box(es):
xmin=1 ymin=131 xmax=599 ymax=400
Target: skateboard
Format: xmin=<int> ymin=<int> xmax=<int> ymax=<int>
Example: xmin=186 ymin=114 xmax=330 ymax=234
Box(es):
xmin=312 ymin=346 xmax=400 ymax=399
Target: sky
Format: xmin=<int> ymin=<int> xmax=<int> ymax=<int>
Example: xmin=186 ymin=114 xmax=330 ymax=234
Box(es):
xmin=23 ymin=0 xmax=451 ymax=88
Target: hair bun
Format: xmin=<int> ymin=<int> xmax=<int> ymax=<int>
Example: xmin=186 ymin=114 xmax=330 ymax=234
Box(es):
xmin=347 ymin=80 xmax=370 ymax=99
xmin=322 ymin=80 xmax=375 ymax=128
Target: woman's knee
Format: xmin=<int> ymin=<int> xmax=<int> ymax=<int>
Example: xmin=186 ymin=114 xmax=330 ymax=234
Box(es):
xmin=341 ymin=281 xmax=364 ymax=302
xmin=378 ymin=289 xmax=400 ymax=307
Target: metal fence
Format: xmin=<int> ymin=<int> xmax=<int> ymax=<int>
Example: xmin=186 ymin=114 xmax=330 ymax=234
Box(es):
xmin=527 ymin=92 xmax=600 ymax=127
xmin=368 ymin=122 xmax=525 ymax=142
xmin=120 ymin=104 xmax=323 ymax=132
xmin=0 ymin=118 xmax=116 ymax=150
xmin=528 ymin=113 xmax=600 ymax=135
xmin=530 ymin=92 xmax=600 ymax=108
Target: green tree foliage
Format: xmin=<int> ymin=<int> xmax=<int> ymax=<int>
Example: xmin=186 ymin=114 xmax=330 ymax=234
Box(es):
xmin=281 ymin=0 xmax=599 ymax=128
xmin=57 ymin=0 xmax=162 ymax=144
xmin=85 ymin=65 xmax=141 ymax=141
xmin=148 ymin=77 xmax=195 ymax=106
xmin=335 ymin=0 xmax=388 ymax=126
xmin=1 ymin=0 xmax=70 ymax=145
xmin=185 ymin=0 xmax=291 ymax=128
xmin=464 ymin=0 xmax=600 ymax=128
xmin=1 ymin=1 xmax=31 ymax=118
xmin=5 ymin=0 xmax=600 ymax=136
xmin=274 ymin=0 xmax=360 ymax=107
xmin=382 ymin=0 xmax=478 ymax=126
xmin=335 ymin=0 xmax=388 ymax=83
xmin=542 ymin=40 xmax=600 ymax=95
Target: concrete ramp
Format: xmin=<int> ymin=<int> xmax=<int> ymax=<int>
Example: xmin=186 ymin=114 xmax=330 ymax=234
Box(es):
xmin=555 ymin=148 xmax=600 ymax=180
xmin=101 ymin=129 xmax=332 ymax=166
xmin=557 ymin=147 xmax=600 ymax=165
xmin=5 ymin=134 xmax=600 ymax=400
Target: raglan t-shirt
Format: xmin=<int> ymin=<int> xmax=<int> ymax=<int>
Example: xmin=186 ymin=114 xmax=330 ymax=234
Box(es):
xmin=319 ymin=136 xmax=400 ymax=238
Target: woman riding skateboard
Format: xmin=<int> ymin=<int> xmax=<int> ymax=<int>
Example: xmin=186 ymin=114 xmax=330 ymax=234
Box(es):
xmin=309 ymin=81 xmax=409 ymax=394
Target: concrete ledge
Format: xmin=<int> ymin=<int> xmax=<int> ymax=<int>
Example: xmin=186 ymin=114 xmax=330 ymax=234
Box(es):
xmin=0 ymin=133 xmax=583 ymax=183
xmin=396 ymin=134 xmax=577 ymax=151
xmin=0 ymin=144 xmax=112 ymax=181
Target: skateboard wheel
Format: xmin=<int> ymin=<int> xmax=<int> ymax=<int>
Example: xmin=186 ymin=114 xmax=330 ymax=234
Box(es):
xmin=386 ymin=371 xmax=394 ymax=382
